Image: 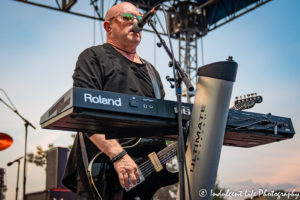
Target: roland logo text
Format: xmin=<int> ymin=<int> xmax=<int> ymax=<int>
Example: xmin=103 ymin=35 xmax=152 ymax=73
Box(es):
xmin=84 ymin=93 xmax=122 ymax=106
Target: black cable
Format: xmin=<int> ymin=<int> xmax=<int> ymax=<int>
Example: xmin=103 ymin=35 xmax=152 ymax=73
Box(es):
xmin=98 ymin=0 xmax=104 ymax=44
xmin=160 ymin=5 xmax=192 ymax=200
xmin=93 ymin=9 xmax=95 ymax=45
xmin=154 ymin=17 xmax=156 ymax=68
xmin=201 ymin=36 xmax=204 ymax=66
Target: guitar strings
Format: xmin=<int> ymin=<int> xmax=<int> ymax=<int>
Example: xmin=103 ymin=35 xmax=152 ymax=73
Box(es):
xmin=139 ymin=147 xmax=176 ymax=174
xmin=142 ymin=152 xmax=177 ymax=178
xmin=141 ymin=152 xmax=177 ymax=178
xmin=141 ymin=145 xmax=178 ymax=178
xmin=138 ymin=144 xmax=177 ymax=175
xmin=138 ymin=142 xmax=177 ymax=170
xmin=138 ymin=142 xmax=177 ymax=171
xmin=139 ymin=143 xmax=178 ymax=177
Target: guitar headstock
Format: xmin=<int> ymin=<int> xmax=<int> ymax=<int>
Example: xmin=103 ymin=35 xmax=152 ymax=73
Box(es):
xmin=233 ymin=93 xmax=263 ymax=111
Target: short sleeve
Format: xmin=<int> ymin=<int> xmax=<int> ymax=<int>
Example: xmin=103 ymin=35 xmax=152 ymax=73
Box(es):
xmin=72 ymin=47 xmax=105 ymax=90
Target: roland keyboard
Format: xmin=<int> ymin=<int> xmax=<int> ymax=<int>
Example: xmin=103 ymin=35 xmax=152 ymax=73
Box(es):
xmin=40 ymin=87 xmax=295 ymax=148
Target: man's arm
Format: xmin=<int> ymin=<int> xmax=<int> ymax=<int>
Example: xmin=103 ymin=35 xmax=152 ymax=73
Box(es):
xmin=89 ymin=134 xmax=139 ymax=188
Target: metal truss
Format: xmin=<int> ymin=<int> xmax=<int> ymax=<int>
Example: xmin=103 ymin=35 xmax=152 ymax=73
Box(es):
xmin=179 ymin=32 xmax=197 ymax=103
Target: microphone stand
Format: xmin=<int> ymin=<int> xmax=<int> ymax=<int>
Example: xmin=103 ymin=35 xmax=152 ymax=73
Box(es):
xmin=147 ymin=19 xmax=194 ymax=200
xmin=0 ymin=92 xmax=36 ymax=200
xmin=7 ymin=157 xmax=23 ymax=200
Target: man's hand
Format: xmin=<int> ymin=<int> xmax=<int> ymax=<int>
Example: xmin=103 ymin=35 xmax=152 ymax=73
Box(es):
xmin=89 ymin=134 xmax=140 ymax=188
xmin=113 ymin=154 xmax=140 ymax=189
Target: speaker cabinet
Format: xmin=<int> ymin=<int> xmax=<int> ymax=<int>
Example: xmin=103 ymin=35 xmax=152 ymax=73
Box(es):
xmin=46 ymin=147 xmax=69 ymax=189
xmin=26 ymin=189 xmax=76 ymax=200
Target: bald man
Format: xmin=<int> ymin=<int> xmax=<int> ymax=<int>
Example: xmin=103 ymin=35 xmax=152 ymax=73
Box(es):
xmin=62 ymin=3 xmax=176 ymax=200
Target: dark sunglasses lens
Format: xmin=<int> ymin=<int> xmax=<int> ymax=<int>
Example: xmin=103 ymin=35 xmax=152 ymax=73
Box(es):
xmin=137 ymin=16 xmax=143 ymax=21
xmin=122 ymin=13 xmax=134 ymax=22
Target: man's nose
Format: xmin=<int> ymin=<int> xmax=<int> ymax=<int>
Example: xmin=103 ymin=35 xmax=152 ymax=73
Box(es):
xmin=132 ymin=17 xmax=139 ymax=23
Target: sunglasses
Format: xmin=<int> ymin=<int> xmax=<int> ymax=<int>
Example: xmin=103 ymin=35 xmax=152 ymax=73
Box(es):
xmin=109 ymin=13 xmax=143 ymax=23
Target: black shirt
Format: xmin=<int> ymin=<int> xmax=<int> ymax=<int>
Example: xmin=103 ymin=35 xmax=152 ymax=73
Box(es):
xmin=62 ymin=43 xmax=165 ymax=194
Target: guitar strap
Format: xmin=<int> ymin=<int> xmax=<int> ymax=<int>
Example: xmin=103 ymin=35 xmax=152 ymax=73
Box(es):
xmin=79 ymin=132 xmax=100 ymax=200
xmin=141 ymin=59 xmax=161 ymax=99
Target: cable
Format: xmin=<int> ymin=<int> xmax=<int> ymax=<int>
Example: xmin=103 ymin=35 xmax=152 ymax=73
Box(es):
xmin=154 ymin=17 xmax=156 ymax=68
xmin=160 ymin=5 xmax=192 ymax=200
xmin=98 ymin=0 xmax=104 ymax=44
xmin=93 ymin=9 xmax=96 ymax=45
xmin=0 ymin=89 xmax=17 ymax=111
xmin=201 ymin=36 xmax=204 ymax=66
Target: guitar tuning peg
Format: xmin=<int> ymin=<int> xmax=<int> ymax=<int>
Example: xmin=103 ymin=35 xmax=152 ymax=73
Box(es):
xmin=255 ymin=92 xmax=257 ymax=96
xmin=247 ymin=94 xmax=250 ymax=97
xmin=251 ymin=93 xmax=254 ymax=97
xmin=235 ymin=96 xmax=239 ymax=100
xmin=240 ymin=95 xmax=242 ymax=99
xmin=244 ymin=95 xmax=246 ymax=98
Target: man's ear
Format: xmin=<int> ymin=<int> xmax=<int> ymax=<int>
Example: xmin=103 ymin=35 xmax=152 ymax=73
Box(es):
xmin=104 ymin=21 xmax=111 ymax=33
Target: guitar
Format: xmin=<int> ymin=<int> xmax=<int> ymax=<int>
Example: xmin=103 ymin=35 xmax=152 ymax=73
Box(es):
xmin=230 ymin=93 xmax=263 ymax=110
xmin=88 ymin=138 xmax=179 ymax=200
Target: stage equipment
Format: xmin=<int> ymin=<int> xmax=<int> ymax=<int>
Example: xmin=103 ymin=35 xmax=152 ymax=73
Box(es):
xmin=40 ymin=87 xmax=295 ymax=147
xmin=0 ymin=89 xmax=36 ymax=200
xmin=182 ymin=60 xmax=237 ymax=200
xmin=25 ymin=188 xmax=76 ymax=200
xmin=0 ymin=133 xmax=13 ymax=151
xmin=7 ymin=157 xmax=23 ymax=200
xmin=46 ymin=147 xmax=69 ymax=189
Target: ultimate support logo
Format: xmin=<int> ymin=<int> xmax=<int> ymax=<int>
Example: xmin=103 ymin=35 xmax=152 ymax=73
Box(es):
xmin=84 ymin=93 xmax=122 ymax=106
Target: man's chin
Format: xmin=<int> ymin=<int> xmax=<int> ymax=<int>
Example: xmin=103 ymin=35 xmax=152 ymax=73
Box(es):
xmin=127 ymin=36 xmax=141 ymax=43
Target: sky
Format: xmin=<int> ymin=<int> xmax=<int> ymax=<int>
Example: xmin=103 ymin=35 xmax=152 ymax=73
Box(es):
xmin=0 ymin=0 xmax=300 ymax=199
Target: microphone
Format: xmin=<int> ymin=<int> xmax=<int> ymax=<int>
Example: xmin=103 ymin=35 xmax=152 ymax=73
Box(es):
xmin=132 ymin=4 xmax=160 ymax=33
xmin=7 ymin=156 xmax=23 ymax=166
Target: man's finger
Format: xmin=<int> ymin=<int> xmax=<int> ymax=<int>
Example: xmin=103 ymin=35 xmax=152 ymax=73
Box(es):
xmin=123 ymin=173 xmax=131 ymax=189
xmin=118 ymin=173 xmax=125 ymax=188
xmin=134 ymin=168 xmax=140 ymax=179
xmin=129 ymin=172 xmax=137 ymax=185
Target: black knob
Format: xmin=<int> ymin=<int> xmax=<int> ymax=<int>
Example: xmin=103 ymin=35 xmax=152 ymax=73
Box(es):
xmin=227 ymin=56 xmax=233 ymax=61
xmin=156 ymin=42 xmax=162 ymax=48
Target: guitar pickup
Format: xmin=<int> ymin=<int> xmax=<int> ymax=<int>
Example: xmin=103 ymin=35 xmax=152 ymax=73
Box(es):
xmin=148 ymin=152 xmax=163 ymax=172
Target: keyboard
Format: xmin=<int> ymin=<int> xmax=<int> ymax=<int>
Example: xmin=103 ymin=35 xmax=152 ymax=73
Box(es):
xmin=40 ymin=87 xmax=295 ymax=148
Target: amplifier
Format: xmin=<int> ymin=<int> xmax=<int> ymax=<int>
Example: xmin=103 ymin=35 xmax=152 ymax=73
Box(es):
xmin=46 ymin=147 xmax=69 ymax=189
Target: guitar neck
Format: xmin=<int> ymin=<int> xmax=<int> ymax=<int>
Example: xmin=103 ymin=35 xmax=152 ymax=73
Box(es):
xmin=157 ymin=141 xmax=177 ymax=165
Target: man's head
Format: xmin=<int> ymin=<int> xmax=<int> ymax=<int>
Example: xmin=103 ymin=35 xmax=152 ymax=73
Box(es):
xmin=104 ymin=3 xmax=142 ymax=49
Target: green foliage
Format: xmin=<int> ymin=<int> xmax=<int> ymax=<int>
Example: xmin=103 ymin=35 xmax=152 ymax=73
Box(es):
xmin=68 ymin=133 xmax=76 ymax=149
xmin=27 ymin=143 xmax=53 ymax=167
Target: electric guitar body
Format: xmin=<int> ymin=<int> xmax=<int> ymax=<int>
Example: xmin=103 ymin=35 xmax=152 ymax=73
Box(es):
xmin=88 ymin=138 xmax=179 ymax=200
